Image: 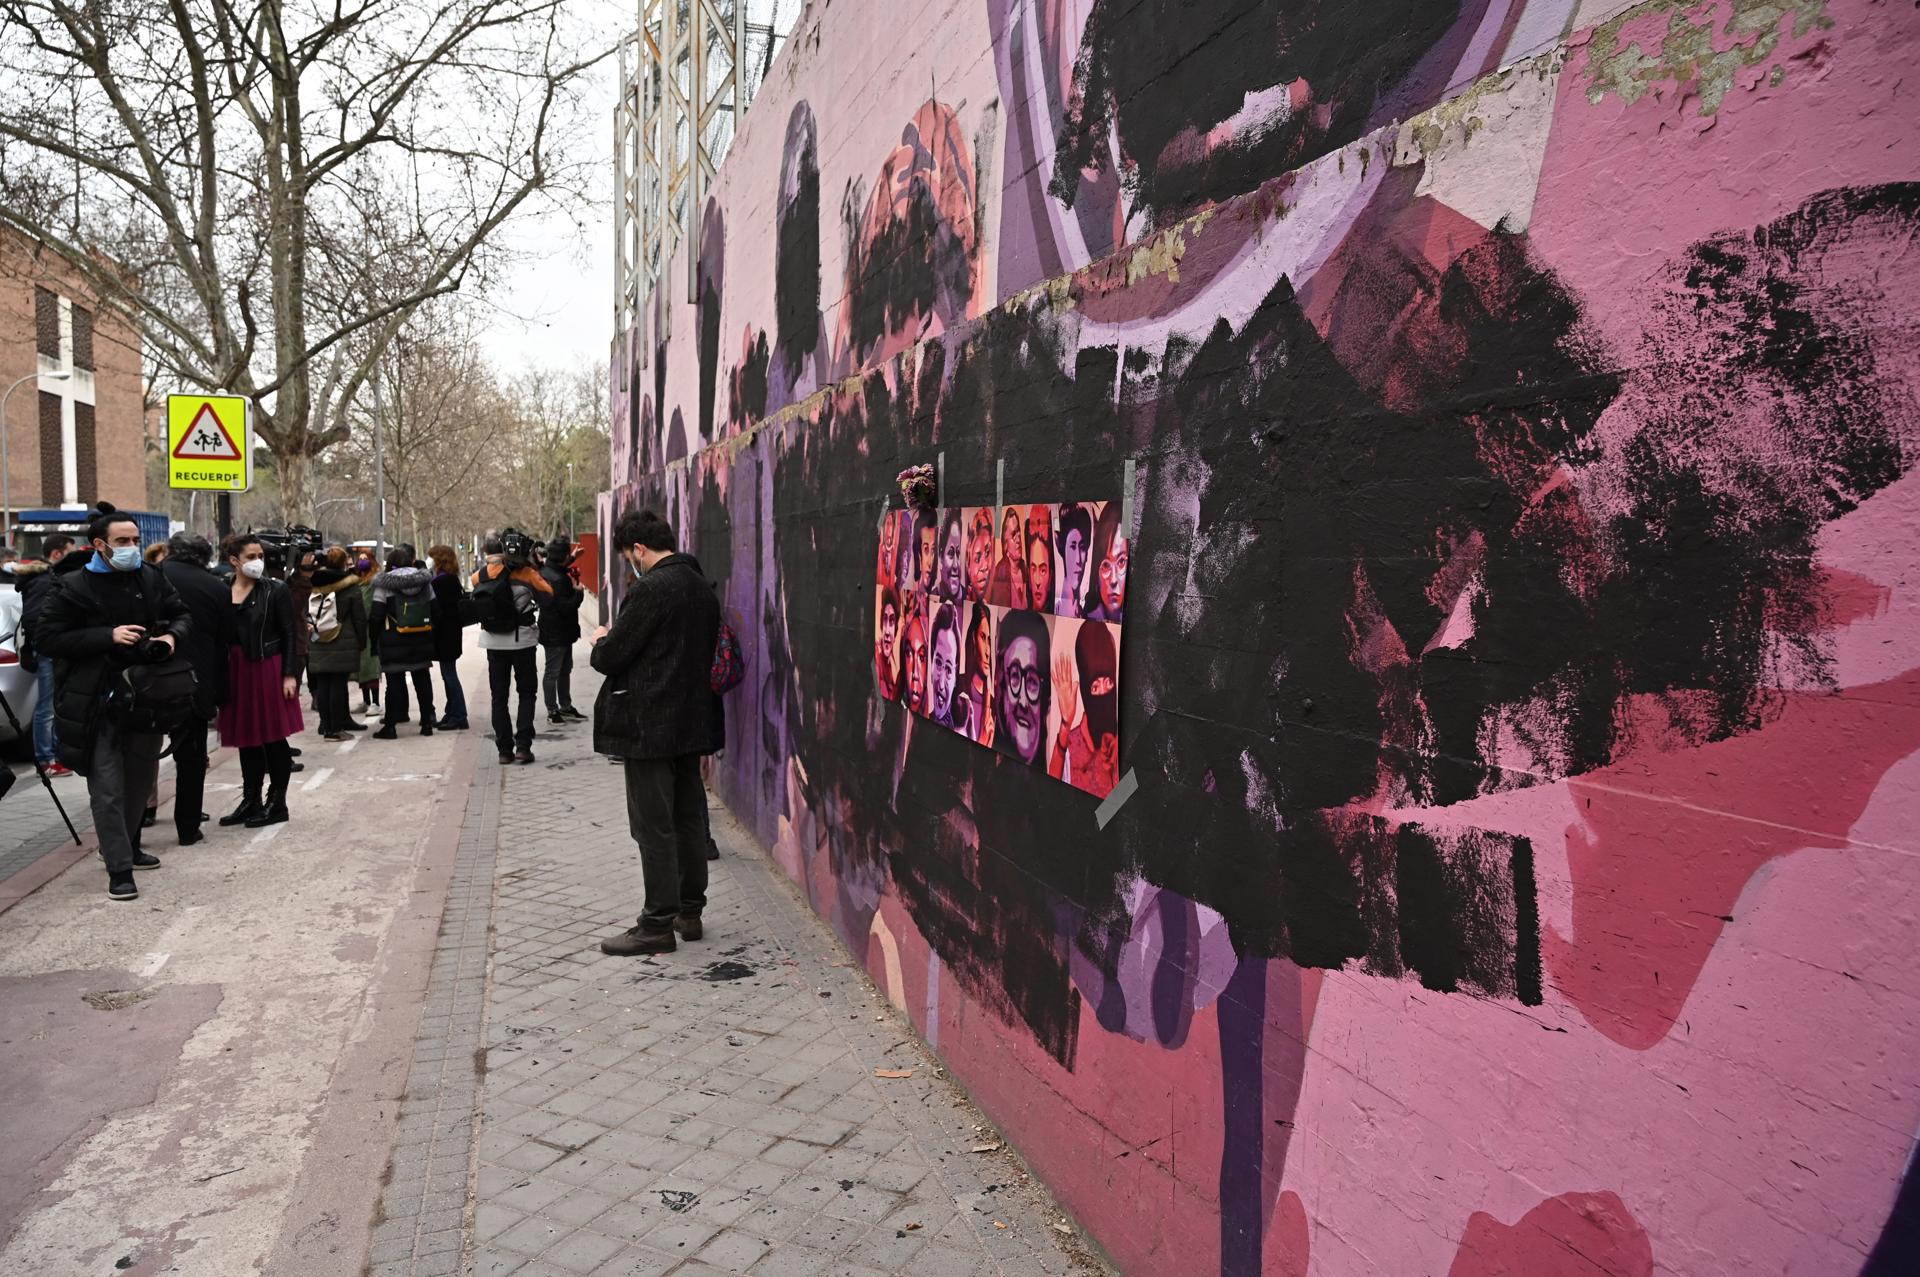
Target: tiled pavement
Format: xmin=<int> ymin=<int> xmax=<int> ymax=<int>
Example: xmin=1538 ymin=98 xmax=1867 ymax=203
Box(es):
xmin=371 ymin=666 xmax=1107 ymax=1277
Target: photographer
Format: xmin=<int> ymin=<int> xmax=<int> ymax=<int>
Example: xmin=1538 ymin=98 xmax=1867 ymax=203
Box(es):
xmin=33 ymin=504 xmax=191 ymax=901
xmin=470 ymin=529 xmax=551 ymax=764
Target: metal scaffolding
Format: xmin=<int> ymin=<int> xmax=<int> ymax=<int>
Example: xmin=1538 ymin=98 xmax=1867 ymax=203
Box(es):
xmin=616 ymin=0 xmax=782 ymax=332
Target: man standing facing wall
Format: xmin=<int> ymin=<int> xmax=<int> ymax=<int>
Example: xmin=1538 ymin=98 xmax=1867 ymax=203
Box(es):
xmin=592 ymin=509 xmax=723 ymax=957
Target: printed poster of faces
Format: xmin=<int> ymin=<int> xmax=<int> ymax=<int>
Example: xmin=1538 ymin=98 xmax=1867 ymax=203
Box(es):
xmin=875 ymin=502 xmax=1127 ymax=798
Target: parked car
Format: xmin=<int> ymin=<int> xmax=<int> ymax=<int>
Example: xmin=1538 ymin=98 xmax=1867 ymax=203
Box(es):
xmin=0 ymin=587 xmax=39 ymax=752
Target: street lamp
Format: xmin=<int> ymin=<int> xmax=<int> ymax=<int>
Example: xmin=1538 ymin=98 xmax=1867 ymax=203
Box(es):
xmin=2 ymin=369 xmax=72 ymax=547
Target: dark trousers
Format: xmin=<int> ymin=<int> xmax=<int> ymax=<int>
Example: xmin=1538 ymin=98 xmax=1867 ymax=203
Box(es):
xmin=171 ymin=716 xmax=210 ymax=839
xmin=438 ymin=659 xmax=469 ymax=726
xmin=623 ymin=754 xmax=710 ymax=932
xmin=238 ymin=739 xmax=293 ymax=804
xmin=488 ymin=648 xmax=537 ymax=750
xmin=384 ymin=667 xmax=434 ymax=727
xmin=542 ymin=642 xmax=574 ymax=713
xmin=312 ymin=671 xmax=351 ymax=735
xmin=88 ymin=718 xmax=163 ymax=874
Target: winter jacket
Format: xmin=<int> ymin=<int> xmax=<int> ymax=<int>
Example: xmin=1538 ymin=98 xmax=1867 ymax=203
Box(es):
xmin=160 ymin=558 xmax=235 ymax=717
xmin=536 ymin=563 xmax=583 ymax=646
xmin=354 ymin=580 xmax=382 ymax=684
xmin=590 ymin=553 xmax=723 ymax=760
xmin=369 ymin=566 xmax=435 ymax=672
xmin=285 ymin=570 xmax=313 ymax=668
xmin=305 ymin=570 xmax=369 ymax=675
xmin=232 ymin=576 xmax=299 ymax=664
xmin=6 ymin=559 xmax=51 ymax=668
xmin=470 ymin=558 xmax=552 ymax=652
xmin=33 ymin=562 xmax=192 ymax=773
xmin=429 ymin=572 xmax=467 ymax=662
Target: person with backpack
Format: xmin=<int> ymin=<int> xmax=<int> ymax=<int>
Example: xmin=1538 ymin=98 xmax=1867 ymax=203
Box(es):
xmin=15 ymin=533 xmax=76 ymax=777
xmin=538 ymin=537 xmax=587 ymax=725
xmin=215 ymin=532 xmax=305 ymax=829
xmin=307 ymin=546 xmax=370 ymax=741
xmin=369 ymin=545 xmax=437 ymax=738
xmin=426 ymin=544 xmax=471 ymax=731
xmin=32 ymin=504 xmax=193 ymax=900
xmin=353 ymin=552 xmax=382 ymax=715
xmin=591 ymin=509 xmax=724 ymax=956
xmin=471 ymin=529 xmax=552 ymax=764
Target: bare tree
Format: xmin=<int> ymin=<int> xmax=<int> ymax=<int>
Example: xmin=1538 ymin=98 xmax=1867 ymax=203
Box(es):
xmin=0 ymin=0 xmax=613 ymax=518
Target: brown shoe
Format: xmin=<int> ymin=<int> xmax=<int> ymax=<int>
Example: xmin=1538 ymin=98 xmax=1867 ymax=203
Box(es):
xmin=673 ymin=915 xmax=703 ymax=941
xmin=600 ymin=926 xmax=676 ymax=956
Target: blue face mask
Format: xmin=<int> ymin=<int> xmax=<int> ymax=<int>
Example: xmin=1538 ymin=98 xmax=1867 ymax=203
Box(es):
xmin=109 ymin=546 xmax=142 ymax=572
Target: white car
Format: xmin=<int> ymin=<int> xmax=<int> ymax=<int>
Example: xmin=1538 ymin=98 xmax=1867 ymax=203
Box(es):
xmin=0 ymin=586 xmax=41 ymax=751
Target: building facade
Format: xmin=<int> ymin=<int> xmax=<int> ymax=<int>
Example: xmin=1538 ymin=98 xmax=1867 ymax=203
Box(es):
xmin=0 ymin=227 xmax=146 ymax=545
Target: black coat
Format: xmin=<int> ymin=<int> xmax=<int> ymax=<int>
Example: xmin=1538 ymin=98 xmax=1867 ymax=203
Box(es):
xmin=590 ymin=553 xmax=723 ymax=760
xmin=429 ymin=572 xmax=466 ymax=662
xmin=369 ymin=567 xmax=435 ymax=672
xmin=537 ymin=565 xmax=583 ymax=645
xmin=34 ymin=562 xmax=192 ymax=772
xmin=233 ymin=576 xmax=299 ymax=663
xmin=160 ymin=558 xmax=235 ymax=715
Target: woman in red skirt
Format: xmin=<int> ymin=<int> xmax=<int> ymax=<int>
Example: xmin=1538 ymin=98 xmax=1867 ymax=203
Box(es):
xmin=216 ymin=532 xmax=305 ymax=828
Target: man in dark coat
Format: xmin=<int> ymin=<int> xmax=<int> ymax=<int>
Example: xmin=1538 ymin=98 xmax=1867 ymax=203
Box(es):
xmin=16 ymin=533 xmax=75 ymax=775
xmin=591 ymin=509 xmax=723 ymax=956
xmin=34 ymin=505 xmax=191 ymax=900
xmin=538 ymin=537 xmax=586 ymax=724
xmin=159 ymin=534 xmax=235 ymax=846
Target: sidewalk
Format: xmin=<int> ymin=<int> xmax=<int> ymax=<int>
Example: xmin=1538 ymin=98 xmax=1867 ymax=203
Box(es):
xmin=371 ymin=662 xmax=1105 ymax=1277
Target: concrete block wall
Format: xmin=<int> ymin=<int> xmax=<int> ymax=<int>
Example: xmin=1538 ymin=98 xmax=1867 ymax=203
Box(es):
xmin=601 ymin=2 xmax=1920 ymax=1272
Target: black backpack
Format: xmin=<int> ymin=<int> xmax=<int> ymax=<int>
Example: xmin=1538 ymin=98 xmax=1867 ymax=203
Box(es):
xmin=104 ymin=570 xmax=199 ymax=733
xmin=473 ymin=568 xmax=522 ymax=634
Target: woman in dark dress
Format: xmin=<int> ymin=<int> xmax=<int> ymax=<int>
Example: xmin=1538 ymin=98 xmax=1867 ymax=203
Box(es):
xmin=216 ymin=532 xmax=305 ymax=827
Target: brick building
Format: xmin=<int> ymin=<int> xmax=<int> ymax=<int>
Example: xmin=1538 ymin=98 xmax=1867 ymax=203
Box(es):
xmin=0 ymin=227 xmax=146 ymax=548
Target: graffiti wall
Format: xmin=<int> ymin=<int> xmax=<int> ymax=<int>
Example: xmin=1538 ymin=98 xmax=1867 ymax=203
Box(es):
xmin=602 ymin=1 xmax=1920 ymax=1272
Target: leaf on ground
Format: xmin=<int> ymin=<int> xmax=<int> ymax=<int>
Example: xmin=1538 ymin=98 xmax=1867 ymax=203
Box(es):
xmin=874 ymin=1068 xmax=915 ymax=1078
xmin=970 ymin=1142 xmax=1002 ymax=1153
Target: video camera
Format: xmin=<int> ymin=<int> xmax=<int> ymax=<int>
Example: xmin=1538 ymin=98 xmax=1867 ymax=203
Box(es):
xmin=252 ymin=525 xmax=324 ymax=575
xmin=499 ymin=527 xmax=536 ymax=569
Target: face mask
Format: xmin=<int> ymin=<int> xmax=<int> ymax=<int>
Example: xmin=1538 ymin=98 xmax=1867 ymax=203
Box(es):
xmin=240 ymin=559 xmax=266 ymax=580
xmin=626 ymin=554 xmax=643 ymax=581
xmin=109 ymin=546 xmax=141 ymax=572
xmin=355 ymin=559 xmax=372 ymax=572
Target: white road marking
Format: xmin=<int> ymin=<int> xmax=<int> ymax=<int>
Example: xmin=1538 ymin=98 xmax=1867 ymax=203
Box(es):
xmin=249 ymin=824 xmax=285 ymax=849
xmin=337 ymin=737 xmax=359 ymax=754
xmin=135 ymin=952 xmax=170 ymax=979
xmin=301 ymin=766 xmax=334 ymax=793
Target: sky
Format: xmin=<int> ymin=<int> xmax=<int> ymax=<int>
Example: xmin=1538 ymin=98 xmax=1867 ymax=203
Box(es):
xmin=476 ymin=0 xmax=794 ymax=381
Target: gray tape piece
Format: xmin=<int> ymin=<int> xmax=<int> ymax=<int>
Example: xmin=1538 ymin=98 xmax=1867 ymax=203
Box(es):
xmin=937 ymin=451 xmax=946 ymax=510
xmin=876 ymin=501 xmax=888 ymax=535
xmin=1120 ymin=457 xmax=1138 ymax=540
xmin=995 ymin=457 xmax=1005 ymax=525
xmin=1094 ymin=767 xmax=1140 ymax=829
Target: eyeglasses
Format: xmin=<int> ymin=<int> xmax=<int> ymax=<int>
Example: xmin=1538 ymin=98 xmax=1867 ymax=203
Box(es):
xmin=1098 ymin=553 xmax=1128 ymax=581
xmin=1002 ymin=664 xmax=1042 ymax=703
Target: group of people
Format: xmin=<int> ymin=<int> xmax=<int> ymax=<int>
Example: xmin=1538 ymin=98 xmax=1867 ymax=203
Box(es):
xmin=4 ymin=503 xmax=731 ymax=970
xmin=0 ymin=507 xmax=589 ymax=901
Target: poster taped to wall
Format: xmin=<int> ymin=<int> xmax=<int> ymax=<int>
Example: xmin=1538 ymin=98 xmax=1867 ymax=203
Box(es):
xmin=878 ymin=502 xmax=1127 ymax=797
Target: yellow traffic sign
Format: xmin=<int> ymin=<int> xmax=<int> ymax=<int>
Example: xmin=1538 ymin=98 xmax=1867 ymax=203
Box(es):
xmin=167 ymin=393 xmax=251 ymax=491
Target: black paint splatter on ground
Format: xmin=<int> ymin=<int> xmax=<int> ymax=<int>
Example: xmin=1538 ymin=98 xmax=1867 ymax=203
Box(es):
xmin=701 ymin=961 xmax=757 ymax=982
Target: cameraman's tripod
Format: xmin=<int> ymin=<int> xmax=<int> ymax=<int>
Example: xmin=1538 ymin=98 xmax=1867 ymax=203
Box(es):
xmin=0 ymin=685 xmax=82 ymax=845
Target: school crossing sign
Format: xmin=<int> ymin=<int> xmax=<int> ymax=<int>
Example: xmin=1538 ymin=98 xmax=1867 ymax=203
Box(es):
xmin=167 ymin=393 xmax=252 ymax=491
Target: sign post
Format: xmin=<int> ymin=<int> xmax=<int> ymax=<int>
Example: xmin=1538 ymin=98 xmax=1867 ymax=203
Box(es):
xmin=166 ymin=393 xmax=251 ymax=493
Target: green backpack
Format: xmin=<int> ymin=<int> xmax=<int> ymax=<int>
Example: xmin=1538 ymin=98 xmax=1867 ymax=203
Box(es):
xmin=392 ymin=594 xmax=434 ymax=635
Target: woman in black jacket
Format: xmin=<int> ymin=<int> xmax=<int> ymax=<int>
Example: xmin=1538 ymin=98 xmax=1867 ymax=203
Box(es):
xmin=216 ymin=532 xmax=305 ymax=827
xmin=368 ymin=544 xmax=436 ymax=738
xmin=538 ymin=538 xmax=586 ymax=724
xmin=426 ymin=544 xmax=470 ymax=730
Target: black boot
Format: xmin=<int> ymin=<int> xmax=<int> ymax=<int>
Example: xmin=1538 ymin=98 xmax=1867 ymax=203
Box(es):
xmin=245 ymin=785 xmax=289 ymax=827
xmin=220 ymin=795 xmax=263 ymax=826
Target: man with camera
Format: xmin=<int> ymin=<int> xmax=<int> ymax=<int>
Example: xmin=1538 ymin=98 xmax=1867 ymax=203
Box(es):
xmin=471 ymin=529 xmax=552 ymax=764
xmin=34 ymin=505 xmax=192 ymax=901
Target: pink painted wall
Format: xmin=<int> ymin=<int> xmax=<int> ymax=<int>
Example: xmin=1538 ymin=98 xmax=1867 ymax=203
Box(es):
xmin=603 ymin=1 xmax=1920 ymax=1272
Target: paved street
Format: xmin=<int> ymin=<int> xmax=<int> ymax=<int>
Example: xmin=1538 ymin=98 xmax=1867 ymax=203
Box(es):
xmin=0 ymin=643 xmax=1104 ymax=1277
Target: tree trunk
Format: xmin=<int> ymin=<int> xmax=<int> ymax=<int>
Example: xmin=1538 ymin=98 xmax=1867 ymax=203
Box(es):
xmin=277 ymin=446 xmax=314 ymax=524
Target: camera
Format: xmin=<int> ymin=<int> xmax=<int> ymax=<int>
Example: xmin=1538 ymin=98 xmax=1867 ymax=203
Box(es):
xmin=500 ymin=528 xmax=535 ymax=568
xmin=251 ymin=525 xmax=324 ymax=575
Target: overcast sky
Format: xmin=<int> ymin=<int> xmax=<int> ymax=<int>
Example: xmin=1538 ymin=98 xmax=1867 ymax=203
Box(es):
xmin=476 ymin=0 xmax=793 ymax=381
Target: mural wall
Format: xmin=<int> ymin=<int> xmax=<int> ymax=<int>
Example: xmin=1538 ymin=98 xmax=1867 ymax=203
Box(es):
xmin=601 ymin=1 xmax=1920 ymax=1272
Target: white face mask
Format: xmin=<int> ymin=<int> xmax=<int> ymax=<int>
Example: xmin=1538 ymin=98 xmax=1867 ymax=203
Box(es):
xmin=240 ymin=559 xmax=266 ymax=580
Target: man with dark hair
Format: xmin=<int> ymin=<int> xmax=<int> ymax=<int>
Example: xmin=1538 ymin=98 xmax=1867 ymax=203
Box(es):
xmin=17 ymin=532 xmax=76 ymax=776
xmin=158 ymin=534 xmax=234 ymax=844
xmin=592 ymin=509 xmax=724 ymax=956
xmin=35 ymin=505 xmax=191 ymax=900
xmin=538 ymin=537 xmax=587 ymax=724
xmin=994 ymin=608 xmax=1051 ymax=767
